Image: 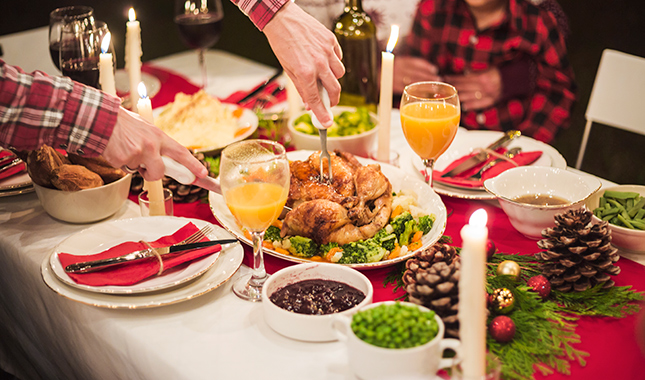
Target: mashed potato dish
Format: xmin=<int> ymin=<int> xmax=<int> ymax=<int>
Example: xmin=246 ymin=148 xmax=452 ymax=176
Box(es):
xmin=155 ymin=90 xmax=242 ymax=150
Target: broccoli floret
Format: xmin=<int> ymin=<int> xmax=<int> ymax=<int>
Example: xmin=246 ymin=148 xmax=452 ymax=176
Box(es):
xmin=390 ymin=211 xmax=413 ymax=237
xmin=338 ymin=242 xmax=367 ymax=264
xmin=417 ymin=214 xmax=434 ymax=235
xmin=372 ymin=228 xmax=397 ymax=252
xmin=264 ymin=225 xmax=282 ymax=242
xmin=363 ymin=239 xmax=387 ymax=263
xmin=320 ymin=242 xmax=339 ymax=254
xmin=288 ymin=236 xmax=319 ymax=258
xmin=399 ymin=219 xmax=419 ymax=246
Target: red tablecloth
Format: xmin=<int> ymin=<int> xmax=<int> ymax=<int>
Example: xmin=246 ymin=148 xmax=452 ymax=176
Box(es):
xmin=130 ymin=192 xmax=645 ymax=380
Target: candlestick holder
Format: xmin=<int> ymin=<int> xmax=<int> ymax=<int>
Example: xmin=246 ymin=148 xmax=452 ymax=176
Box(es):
xmin=139 ymin=188 xmax=174 ymax=217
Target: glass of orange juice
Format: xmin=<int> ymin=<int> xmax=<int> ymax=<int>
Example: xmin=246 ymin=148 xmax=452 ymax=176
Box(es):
xmin=400 ymin=82 xmax=460 ymax=187
xmin=220 ymin=139 xmax=290 ymax=301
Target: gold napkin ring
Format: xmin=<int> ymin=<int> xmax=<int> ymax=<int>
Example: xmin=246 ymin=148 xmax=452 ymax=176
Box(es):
xmin=477 ymin=148 xmax=520 ymax=167
xmin=141 ymin=241 xmax=164 ymax=275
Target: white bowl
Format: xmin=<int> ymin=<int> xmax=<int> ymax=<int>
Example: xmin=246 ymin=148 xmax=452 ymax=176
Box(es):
xmin=288 ymin=106 xmax=379 ymax=158
xmin=34 ymin=174 xmax=132 ymax=224
xmin=261 ymin=262 xmax=373 ymax=342
xmin=483 ymin=167 xmax=601 ymax=239
xmin=585 ymin=185 xmax=645 ymax=253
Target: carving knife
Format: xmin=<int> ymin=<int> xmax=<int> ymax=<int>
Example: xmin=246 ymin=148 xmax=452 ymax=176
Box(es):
xmin=65 ymin=239 xmax=238 ymax=273
xmin=440 ymin=130 xmax=521 ymax=178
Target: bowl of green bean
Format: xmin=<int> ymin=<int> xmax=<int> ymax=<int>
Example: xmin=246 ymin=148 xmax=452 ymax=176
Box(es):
xmin=587 ymin=185 xmax=645 ymax=253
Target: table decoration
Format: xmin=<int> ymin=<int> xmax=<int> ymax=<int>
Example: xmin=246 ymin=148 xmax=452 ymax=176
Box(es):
xmin=376 ymin=25 xmax=399 ymax=163
xmin=125 ymin=7 xmax=142 ymax=111
xmin=392 ymin=228 xmax=644 ymax=380
xmin=137 ymin=82 xmax=167 ymax=216
xmin=98 ymin=31 xmax=117 ymax=96
xmin=0 ymin=149 xmax=26 ymax=181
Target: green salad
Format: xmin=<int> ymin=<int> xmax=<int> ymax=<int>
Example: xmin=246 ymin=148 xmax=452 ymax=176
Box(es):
xmin=293 ymin=107 xmax=375 ymax=137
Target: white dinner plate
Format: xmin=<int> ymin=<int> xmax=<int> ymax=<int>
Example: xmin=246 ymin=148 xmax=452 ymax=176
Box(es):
xmin=49 ymin=217 xmax=229 ymax=295
xmin=153 ymin=102 xmax=259 ymax=156
xmin=412 ymin=129 xmax=567 ymax=200
xmin=209 ymin=150 xmax=448 ymax=269
xmin=0 ymin=171 xmax=31 ymax=191
xmin=41 ymin=218 xmax=244 ymax=309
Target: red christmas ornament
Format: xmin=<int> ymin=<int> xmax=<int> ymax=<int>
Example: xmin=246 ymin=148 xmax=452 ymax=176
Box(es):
xmin=527 ymin=275 xmax=551 ymax=299
xmin=489 ymin=315 xmax=516 ymax=343
xmin=486 ymin=239 xmax=497 ymax=259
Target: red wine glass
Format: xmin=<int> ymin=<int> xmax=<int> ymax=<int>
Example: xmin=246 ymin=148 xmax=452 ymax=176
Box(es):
xmin=60 ymin=21 xmax=114 ymax=89
xmin=49 ymin=6 xmax=95 ymax=72
xmin=174 ymin=0 xmax=224 ymax=88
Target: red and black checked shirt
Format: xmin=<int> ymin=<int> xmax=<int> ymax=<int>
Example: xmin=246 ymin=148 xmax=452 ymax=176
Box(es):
xmin=405 ymin=0 xmax=577 ymax=143
xmin=0 ymin=60 xmax=120 ymax=156
xmin=232 ymin=0 xmax=289 ymax=30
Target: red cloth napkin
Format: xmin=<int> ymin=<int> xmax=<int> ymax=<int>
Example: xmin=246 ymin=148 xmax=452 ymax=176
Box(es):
xmin=0 ymin=150 xmax=26 ymax=181
xmin=432 ymin=148 xmax=543 ymax=188
xmin=222 ymin=82 xmax=286 ymax=109
xmin=57 ymin=222 xmax=221 ymax=287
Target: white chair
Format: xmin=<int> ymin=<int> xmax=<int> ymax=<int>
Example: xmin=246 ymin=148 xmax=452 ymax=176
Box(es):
xmin=575 ymin=49 xmax=645 ymax=169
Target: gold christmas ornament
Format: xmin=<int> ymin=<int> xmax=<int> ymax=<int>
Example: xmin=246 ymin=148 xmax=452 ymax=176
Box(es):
xmin=490 ymin=288 xmax=515 ymax=314
xmin=497 ymin=260 xmax=521 ymax=280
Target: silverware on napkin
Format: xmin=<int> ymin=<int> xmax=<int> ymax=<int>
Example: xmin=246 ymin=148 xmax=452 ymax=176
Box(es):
xmin=441 ymin=130 xmax=521 ymax=178
xmin=65 ymin=239 xmax=238 ymax=274
xmin=236 ymin=68 xmax=284 ymax=104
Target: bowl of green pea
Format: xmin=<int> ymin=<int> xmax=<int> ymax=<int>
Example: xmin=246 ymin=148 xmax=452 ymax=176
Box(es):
xmin=332 ymin=301 xmax=461 ymax=380
xmin=586 ymin=185 xmax=645 ymax=253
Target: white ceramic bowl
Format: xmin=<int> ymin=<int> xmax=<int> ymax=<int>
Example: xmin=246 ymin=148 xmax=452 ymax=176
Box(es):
xmin=288 ymin=106 xmax=379 ymax=158
xmin=261 ymin=262 xmax=373 ymax=342
xmin=585 ymin=185 xmax=645 ymax=253
xmin=483 ymin=167 xmax=601 ymax=239
xmin=33 ymin=174 xmax=132 ymax=224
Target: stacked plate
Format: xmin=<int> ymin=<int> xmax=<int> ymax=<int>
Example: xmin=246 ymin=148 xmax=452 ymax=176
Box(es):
xmin=41 ymin=216 xmax=244 ymax=309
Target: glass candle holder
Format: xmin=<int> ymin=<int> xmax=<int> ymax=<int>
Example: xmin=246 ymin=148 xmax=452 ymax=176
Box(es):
xmin=138 ymin=188 xmax=174 ymax=217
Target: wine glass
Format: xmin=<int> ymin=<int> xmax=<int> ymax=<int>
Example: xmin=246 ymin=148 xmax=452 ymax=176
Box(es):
xmin=400 ymin=81 xmax=460 ymax=187
xmin=219 ymin=140 xmax=290 ymax=301
xmin=59 ymin=21 xmax=114 ymax=89
xmin=49 ymin=6 xmax=95 ymax=72
xmin=174 ymin=0 xmax=224 ymax=88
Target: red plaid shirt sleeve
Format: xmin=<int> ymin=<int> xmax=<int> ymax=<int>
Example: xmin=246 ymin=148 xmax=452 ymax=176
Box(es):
xmin=405 ymin=0 xmax=576 ymax=143
xmin=231 ymin=0 xmax=290 ymax=30
xmin=0 ymin=60 xmax=119 ymax=156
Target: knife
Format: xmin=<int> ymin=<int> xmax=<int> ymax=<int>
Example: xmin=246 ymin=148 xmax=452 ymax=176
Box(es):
xmin=161 ymin=157 xmax=293 ymax=217
xmin=236 ymin=68 xmax=284 ymax=104
xmin=440 ymin=130 xmax=521 ymax=178
xmin=64 ymin=239 xmax=238 ymax=274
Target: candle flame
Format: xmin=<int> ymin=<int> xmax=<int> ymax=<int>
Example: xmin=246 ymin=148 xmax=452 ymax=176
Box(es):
xmin=138 ymin=82 xmax=148 ymax=99
xmin=386 ymin=25 xmax=400 ymax=53
xmin=101 ymin=32 xmax=112 ymax=54
xmin=469 ymin=208 xmax=488 ymax=228
xmin=129 ymin=8 xmax=136 ymax=22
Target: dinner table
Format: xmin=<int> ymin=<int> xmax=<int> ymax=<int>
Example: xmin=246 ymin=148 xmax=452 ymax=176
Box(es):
xmin=0 ymin=50 xmax=644 ymax=380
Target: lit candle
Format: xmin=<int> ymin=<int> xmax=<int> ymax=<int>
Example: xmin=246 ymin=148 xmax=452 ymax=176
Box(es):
xmin=377 ymin=25 xmax=399 ymax=163
xmin=99 ymin=32 xmax=117 ymax=96
xmin=126 ymin=8 xmax=142 ymax=112
xmin=137 ymin=82 xmax=166 ymax=216
xmin=459 ymin=208 xmax=488 ymax=379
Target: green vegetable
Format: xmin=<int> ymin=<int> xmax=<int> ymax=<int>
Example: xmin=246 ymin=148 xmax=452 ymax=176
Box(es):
xmin=372 ymin=228 xmax=397 ymax=252
xmin=399 ymin=219 xmax=419 ymax=247
xmin=417 ymin=215 xmax=434 ymax=235
xmin=264 ymin=225 xmax=282 ymax=242
xmin=593 ymin=190 xmax=645 ymax=230
xmin=351 ymin=302 xmax=438 ymax=349
xmin=203 ymin=155 xmax=221 ymax=178
xmin=293 ymin=107 xmax=376 ymax=137
xmin=287 ymin=236 xmax=319 ymax=258
xmin=390 ymin=211 xmax=414 ymax=237
xmin=337 ymin=241 xmax=368 ymax=264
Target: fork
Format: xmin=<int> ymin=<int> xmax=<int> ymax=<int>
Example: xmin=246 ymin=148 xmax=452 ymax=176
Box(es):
xmin=176 ymin=224 xmax=214 ymax=245
xmin=470 ymin=147 xmax=522 ymax=180
xmin=311 ymin=83 xmax=333 ymax=182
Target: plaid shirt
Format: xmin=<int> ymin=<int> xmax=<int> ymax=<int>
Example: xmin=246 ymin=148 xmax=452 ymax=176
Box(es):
xmin=232 ymin=0 xmax=290 ymax=30
xmin=0 ymin=60 xmax=120 ymax=156
xmin=405 ymin=0 xmax=576 ymax=143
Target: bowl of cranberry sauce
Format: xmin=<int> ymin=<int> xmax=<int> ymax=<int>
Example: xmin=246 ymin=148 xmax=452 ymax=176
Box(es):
xmin=262 ymin=263 xmax=374 ymax=342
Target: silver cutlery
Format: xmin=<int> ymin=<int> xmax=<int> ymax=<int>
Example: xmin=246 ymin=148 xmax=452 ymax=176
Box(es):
xmin=311 ymin=83 xmax=334 ymax=182
xmin=441 ymin=130 xmax=521 ymax=177
xmin=469 ymin=147 xmax=522 ymax=180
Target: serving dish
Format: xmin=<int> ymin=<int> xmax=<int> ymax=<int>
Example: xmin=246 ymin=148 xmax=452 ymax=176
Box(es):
xmin=209 ymin=150 xmax=448 ymax=269
xmin=412 ymin=129 xmax=567 ymax=199
xmin=49 ymin=217 xmax=224 ymax=294
xmin=41 ymin=217 xmax=244 ymax=309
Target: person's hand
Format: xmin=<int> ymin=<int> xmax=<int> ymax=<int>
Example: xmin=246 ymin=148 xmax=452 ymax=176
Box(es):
xmin=263 ymin=2 xmax=344 ymax=127
xmin=444 ymin=68 xmax=502 ymax=111
xmin=102 ymin=107 xmax=207 ymax=181
xmin=393 ymin=56 xmax=441 ymax=95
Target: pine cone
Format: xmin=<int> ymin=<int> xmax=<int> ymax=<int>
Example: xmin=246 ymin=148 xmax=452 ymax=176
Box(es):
xmin=403 ymin=243 xmax=461 ymax=338
xmin=129 ymin=152 xmax=212 ymax=203
xmin=535 ymin=208 xmax=620 ymax=292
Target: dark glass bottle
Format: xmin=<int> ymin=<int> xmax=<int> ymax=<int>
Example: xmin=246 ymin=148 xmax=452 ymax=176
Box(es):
xmin=333 ymin=0 xmax=378 ymax=112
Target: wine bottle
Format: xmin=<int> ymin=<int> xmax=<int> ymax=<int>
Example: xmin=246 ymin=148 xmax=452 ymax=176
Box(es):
xmin=333 ymin=0 xmax=378 ymax=112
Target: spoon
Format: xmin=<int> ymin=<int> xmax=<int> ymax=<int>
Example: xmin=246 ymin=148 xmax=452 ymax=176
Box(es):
xmin=311 ymin=83 xmax=334 ymax=182
xmin=470 ymin=147 xmax=522 ymax=180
